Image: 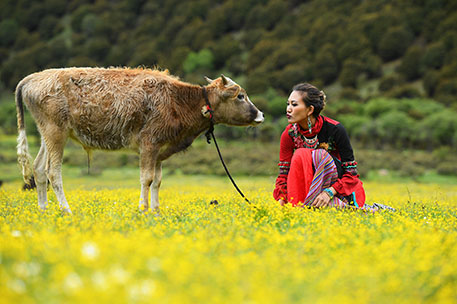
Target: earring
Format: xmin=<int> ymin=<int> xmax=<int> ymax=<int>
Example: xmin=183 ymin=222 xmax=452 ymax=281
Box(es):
xmin=308 ymin=117 xmax=312 ymax=133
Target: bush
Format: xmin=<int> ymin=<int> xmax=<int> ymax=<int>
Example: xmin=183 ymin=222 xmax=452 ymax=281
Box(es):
xmin=336 ymin=32 xmax=371 ymax=62
xmin=240 ymin=29 xmax=266 ymax=50
xmin=338 ymin=88 xmax=361 ymax=101
xmin=313 ymin=44 xmax=339 ymax=84
xmin=247 ymin=39 xmax=279 ymax=71
xmin=70 ymin=5 xmax=93 ymax=33
xmin=165 ymin=46 xmax=191 ymax=75
xmin=386 ymin=85 xmax=423 ymax=99
xmin=361 ymin=13 xmax=398 ymax=52
xmin=339 ymin=59 xmax=362 ymax=88
xmin=0 ymin=49 xmax=37 ymax=90
xmin=436 ymin=162 xmax=457 ymax=176
xmin=85 ymin=37 xmax=111 ymax=63
xmin=397 ymin=160 xmax=424 ymax=179
xmin=67 ymin=56 xmax=98 ymax=67
xmin=435 ymin=78 xmax=457 ymax=106
xmin=364 ymin=98 xmax=398 ymax=118
xmin=378 ymin=26 xmax=414 ymax=61
xmin=38 ymin=15 xmax=61 ymax=40
xmin=208 ymin=36 xmax=242 ymax=70
xmin=129 ymin=41 xmax=159 ymax=67
xmin=338 ymin=114 xmax=371 ymax=143
xmin=105 ymin=44 xmax=134 ymax=67
xmin=377 ymin=111 xmax=416 ymax=147
xmin=182 ymin=48 xmax=214 ymax=74
xmin=262 ymin=88 xmax=286 ymax=118
xmin=422 ymin=42 xmax=446 ymax=70
xmin=0 ymin=19 xmax=19 ymax=47
xmin=379 ymin=75 xmax=404 ymax=93
xmin=421 ymin=110 xmax=457 ymax=147
xmin=359 ymin=52 xmax=383 ymax=79
xmin=246 ymin=69 xmax=272 ymax=95
xmin=423 ymin=70 xmax=439 ymax=97
xmin=271 ymin=64 xmax=311 ymax=94
xmin=397 ymin=46 xmax=423 ymax=80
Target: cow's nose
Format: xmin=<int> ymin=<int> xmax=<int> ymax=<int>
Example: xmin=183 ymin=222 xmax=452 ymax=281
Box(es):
xmin=254 ymin=111 xmax=264 ymax=123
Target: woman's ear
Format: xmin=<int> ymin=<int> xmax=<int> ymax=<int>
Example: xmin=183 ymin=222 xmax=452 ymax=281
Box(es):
xmin=308 ymin=105 xmax=315 ymax=116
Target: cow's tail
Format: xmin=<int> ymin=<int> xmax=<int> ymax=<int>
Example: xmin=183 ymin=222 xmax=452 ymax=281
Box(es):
xmin=15 ymin=81 xmax=34 ymax=186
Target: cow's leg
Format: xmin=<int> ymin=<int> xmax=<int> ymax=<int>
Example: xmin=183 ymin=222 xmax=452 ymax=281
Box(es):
xmin=139 ymin=147 xmax=159 ymax=212
xmin=44 ymin=129 xmax=71 ymax=214
xmin=33 ymin=138 xmax=48 ymax=210
xmin=150 ymin=161 xmax=162 ymax=211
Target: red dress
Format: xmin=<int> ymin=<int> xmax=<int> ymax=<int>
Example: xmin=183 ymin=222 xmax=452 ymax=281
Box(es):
xmin=273 ymin=116 xmax=365 ymax=207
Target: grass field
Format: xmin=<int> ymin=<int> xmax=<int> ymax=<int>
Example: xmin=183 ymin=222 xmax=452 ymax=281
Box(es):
xmin=1 ymin=174 xmax=456 ymax=303
xmin=1 ymin=130 xmax=457 ymax=302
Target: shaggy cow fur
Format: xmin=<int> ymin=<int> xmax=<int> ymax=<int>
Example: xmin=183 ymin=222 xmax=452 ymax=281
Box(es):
xmin=16 ymin=67 xmax=264 ymax=214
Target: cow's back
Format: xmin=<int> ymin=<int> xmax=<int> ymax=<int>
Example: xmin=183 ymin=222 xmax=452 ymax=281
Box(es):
xmin=21 ymin=68 xmax=175 ymax=150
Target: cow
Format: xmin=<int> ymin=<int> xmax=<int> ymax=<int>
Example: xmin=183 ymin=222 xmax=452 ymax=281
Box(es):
xmin=15 ymin=68 xmax=264 ymax=214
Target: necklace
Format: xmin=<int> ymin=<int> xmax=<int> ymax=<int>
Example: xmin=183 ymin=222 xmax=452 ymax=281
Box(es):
xmin=303 ymin=134 xmax=319 ymax=149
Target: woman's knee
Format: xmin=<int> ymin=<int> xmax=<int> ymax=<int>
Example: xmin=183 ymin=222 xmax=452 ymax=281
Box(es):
xmin=290 ymin=148 xmax=314 ymax=171
xmin=291 ymin=148 xmax=312 ymax=160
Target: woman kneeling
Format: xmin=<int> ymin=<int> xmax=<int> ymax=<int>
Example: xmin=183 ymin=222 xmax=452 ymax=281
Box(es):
xmin=273 ymin=83 xmax=365 ymax=208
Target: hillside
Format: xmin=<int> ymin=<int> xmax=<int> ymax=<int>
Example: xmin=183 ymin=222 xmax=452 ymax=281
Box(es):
xmin=1 ymin=0 xmax=457 ymax=155
xmin=1 ymin=0 xmax=457 ymax=104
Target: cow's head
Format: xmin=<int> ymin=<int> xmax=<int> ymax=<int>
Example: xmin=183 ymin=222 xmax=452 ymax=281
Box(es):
xmin=204 ymin=75 xmax=264 ymax=126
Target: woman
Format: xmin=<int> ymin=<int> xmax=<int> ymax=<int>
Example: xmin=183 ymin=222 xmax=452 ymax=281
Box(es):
xmin=273 ymin=83 xmax=365 ymax=208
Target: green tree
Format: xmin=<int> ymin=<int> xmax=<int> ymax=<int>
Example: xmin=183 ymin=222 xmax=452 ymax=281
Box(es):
xmin=182 ymin=49 xmax=214 ymax=74
xmin=423 ymin=70 xmax=439 ymax=96
xmin=314 ymin=44 xmax=339 ymax=85
xmin=0 ymin=19 xmax=19 ymax=47
xmin=377 ymin=111 xmax=416 ymax=147
xmin=397 ymin=46 xmax=423 ymax=81
xmin=208 ymin=36 xmax=242 ymax=70
xmin=422 ymin=42 xmax=446 ymax=70
xmin=339 ymin=59 xmax=362 ymax=88
xmin=247 ymin=39 xmax=279 ymax=71
xmin=38 ymin=15 xmax=61 ymax=40
xmin=378 ymin=26 xmax=414 ymax=61
xmin=422 ymin=110 xmax=457 ymax=147
xmin=85 ymin=37 xmax=111 ymax=63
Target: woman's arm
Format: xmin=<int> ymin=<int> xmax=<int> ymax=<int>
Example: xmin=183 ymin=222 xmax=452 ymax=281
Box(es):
xmin=273 ymin=128 xmax=294 ymax=202
xmin=330 ymin=123 xmax=361 ymax=196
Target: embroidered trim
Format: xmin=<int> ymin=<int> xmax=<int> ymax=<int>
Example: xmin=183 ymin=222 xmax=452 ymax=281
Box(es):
xmin=342 ymin=161 xmax=358 ymax=175
xmin=342 ymin=161 xmax=357 ymax=168
xmin=278 ymin=161 xmax=290 ymax=175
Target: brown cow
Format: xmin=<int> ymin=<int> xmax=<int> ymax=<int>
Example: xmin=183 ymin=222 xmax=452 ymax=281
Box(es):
xmin=16 ymin=68 xmax=264 ymax=214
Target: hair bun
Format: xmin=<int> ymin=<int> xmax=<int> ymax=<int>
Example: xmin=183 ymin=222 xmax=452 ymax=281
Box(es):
xmin=319 ymin=90 xmax=326 ymax=104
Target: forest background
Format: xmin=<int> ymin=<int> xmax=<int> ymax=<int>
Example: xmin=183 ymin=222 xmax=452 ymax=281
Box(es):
xmin=1 ymin=0 xmax=457 ymax=182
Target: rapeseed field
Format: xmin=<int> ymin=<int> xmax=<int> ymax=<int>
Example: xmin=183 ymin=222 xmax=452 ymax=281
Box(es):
xmin=1 ymin=178 xmax=456 ymax=303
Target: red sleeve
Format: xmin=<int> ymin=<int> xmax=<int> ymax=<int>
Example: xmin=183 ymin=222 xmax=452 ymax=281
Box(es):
xmin=273 ymin=127 xmax=294 ymax=201
xmin=331 ymin=172 xmax=361 ymax=197
xmin=328 ymin=122 xmax=362 ymax=197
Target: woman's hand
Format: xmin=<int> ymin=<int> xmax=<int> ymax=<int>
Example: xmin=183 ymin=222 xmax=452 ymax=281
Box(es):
xmin=279 ymin=199 xmax=287 ymax=206
xmin=311 ymin=187 xmax=335 ymax=208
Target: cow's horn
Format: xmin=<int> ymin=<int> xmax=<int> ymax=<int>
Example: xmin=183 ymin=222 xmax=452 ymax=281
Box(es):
xmin=221 ymin=74 xmax=228 ymax=86
xmin=204 ymin=76 xmax=213 ymax=84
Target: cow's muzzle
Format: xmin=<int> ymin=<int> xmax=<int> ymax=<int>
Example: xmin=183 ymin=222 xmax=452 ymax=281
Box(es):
xmin=253 ymin=111 xmax=264 ymax=124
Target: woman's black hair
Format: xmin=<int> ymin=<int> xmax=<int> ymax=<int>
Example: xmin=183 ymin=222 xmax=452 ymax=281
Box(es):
xmin=292 ymin=83 xmax=326 ymax=118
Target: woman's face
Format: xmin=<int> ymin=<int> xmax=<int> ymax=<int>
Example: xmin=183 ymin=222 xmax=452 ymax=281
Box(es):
xmin=286 ymin=90 xmax=313 ymax=124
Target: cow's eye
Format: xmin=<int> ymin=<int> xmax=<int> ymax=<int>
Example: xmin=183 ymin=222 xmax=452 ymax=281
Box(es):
xmin=237 ymin=94 xmax=244 ymax=100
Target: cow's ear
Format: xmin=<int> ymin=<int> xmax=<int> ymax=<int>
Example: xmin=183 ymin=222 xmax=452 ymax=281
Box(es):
xmin=222 ymin=85 xmax=240 ymax=99
xmin=204 ymin=76 xmax=213 ymax=84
